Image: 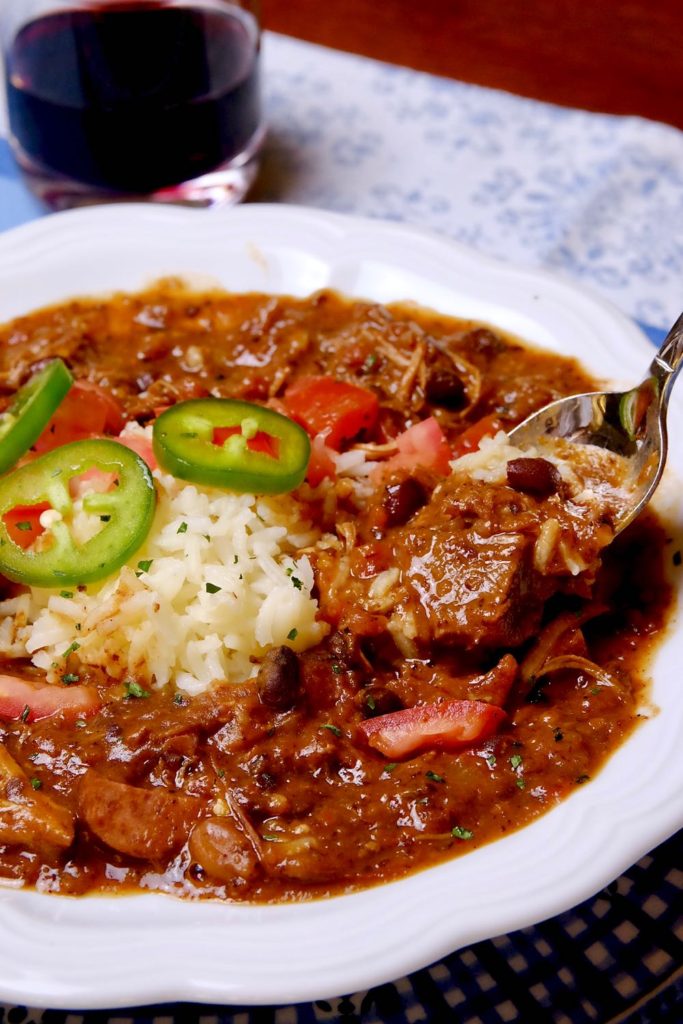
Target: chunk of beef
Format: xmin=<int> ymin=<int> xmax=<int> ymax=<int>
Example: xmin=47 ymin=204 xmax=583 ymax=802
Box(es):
xmin=395 ymin=525 xmax=551 ymax=649
xmin=121 ymin=686 xmax=245 ymax=750
xmin=316 ymin=473 xmax=611 ymax=654
xmin=388 ymin=474 xmax=615 ymax=650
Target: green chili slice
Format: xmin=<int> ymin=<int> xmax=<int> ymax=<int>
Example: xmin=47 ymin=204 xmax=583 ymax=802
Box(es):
xmin=618 ymin=377 xmax=658 ymax=441
xmin=0 ymin=439 xmax=156 ymax=587
xmin=153 ymin=398 xmax=311 ymax=494
xmin=0 ymin=359 xmax=73 ymax=475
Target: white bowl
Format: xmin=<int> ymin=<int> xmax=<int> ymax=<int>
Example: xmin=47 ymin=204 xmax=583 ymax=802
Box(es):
xmin=0 ymin=204 xmax=680 ymax=1010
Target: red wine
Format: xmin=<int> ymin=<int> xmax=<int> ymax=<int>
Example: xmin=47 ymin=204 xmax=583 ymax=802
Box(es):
xmin=6 ymin=2 xmax=262 ymax=194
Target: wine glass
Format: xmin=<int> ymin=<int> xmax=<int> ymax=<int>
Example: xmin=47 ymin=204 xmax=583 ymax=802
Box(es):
xmin=0 ymin=0 xmax=264 ymax=210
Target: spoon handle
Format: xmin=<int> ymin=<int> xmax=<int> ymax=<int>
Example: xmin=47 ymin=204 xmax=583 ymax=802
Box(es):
xmin=650 ymin=311 xmax=683 ymax=393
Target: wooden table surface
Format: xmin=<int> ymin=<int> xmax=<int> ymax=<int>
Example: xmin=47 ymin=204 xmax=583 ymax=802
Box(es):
xmin=263 ymin=0 xmax=683 ymax=130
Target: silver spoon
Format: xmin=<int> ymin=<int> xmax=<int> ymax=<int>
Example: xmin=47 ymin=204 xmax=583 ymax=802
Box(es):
xmin=507 ymin=312 xmax=683 ymax=534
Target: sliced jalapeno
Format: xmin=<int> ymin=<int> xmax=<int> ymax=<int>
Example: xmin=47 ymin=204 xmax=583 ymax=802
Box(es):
xmin=618 ymin=377 xmax=658 ymax=441
xmin=0 ymin=359 xmax=73 ymax=475
xmin=153 ymin=398 xmax=311 ymax=494
xmin=0 ymin=439 xmax=156 ymax=587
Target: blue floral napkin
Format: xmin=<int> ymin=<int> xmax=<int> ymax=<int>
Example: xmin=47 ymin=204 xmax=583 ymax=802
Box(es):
xmin=0 ymin=32 xmax=682 ymax=327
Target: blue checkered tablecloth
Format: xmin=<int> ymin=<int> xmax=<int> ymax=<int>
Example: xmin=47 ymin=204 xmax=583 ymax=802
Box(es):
xmin=4 ymin=831 xmax=683 ymax=1023
xmin=0 ymin=30 xmax=681 ymax=1024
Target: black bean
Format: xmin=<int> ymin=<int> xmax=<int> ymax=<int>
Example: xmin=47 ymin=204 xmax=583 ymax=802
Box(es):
xmin=258 ymin=646 xmax=302 ymax=711
xmin=383 ymin=477 xmax=427 ymax=527
xmin=425 ymin=367 xmax=467 ymax=410
xmin=506 ymin=457 xmax=561 ymax=497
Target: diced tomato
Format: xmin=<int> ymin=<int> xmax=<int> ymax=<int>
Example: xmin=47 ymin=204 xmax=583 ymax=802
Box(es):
xmin=359 ymin=698 xmax=506 ymax=759
xmin=376 ymin=416 xmax=452 ymax=481
xmin=0 ymin=675 xmax=101 ymax=723
xmin=34 ymin=381 xmax=125 ymax=453
xmin=451 ymin=414 xmax=505 ymax=459
xmin=213 ymin=426 xmax=280 ymax=460
xmin=116 ymin=432 xmax=158 ymax=471
xmin=3 ymin=503 xmax=50 ymax=549
xmin=306 ymin=433 xmax=337 ymax=486
xmin=283 ymin=376 xmax=379 ymax=451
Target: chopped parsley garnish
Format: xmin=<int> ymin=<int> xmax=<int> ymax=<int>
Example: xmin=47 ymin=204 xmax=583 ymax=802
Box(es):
xmin=75 ymin=719 xmax=87 ymax=729
xmin=136 ymin=559 xmax=153 ymax=577
xmin=331 ymin=662 xmax=342 ymax=675
xmin=20 ymin=704 xmax=30 ymax=722
xmin=206 ymin=582 xmax=222 ymax=594
xmin=362 ymin=353 xmax=378 ymax=373
xmin=382 ymin=763 xmax=398 ymax=774
xmin=124 ymin=680 xmax=150 ymax=700
xmin=62 ymin=641 xmax=80 ymax=659
xmin=321 ymin=723 xmax=342 ymax=737
xmin=15 ymin=521 xmax=33 ymax=532
xmin=516 ymin=778 xmax=526 ymax=790
xmin=291 ymin=576 xmax=303 ymax=590
xmin=366 ymin=693 xmax=376 ymax=711
xmin=217 ymin=768 xmax=226 ymax=779
xmin=590 ymin=686 xmax=602 ymax=696
xmin=262 ymin=833 xmax=281 ymax=842
xmin=509 ymin=754 xmax=523 ymax=770
xmin=425 ymin=770 xmax=445 ymax=783
xmin=576 ymin=773 xmax=591 ymax=785
xmin=173 ymin=692 xmax=188 ymax=707
xmin=451 ymin=826 xmax=474 ymax=840
xmin=59 ymin=591 xmax=74 ymax=599
xmin=485 ymin=754 xmax=497 ymax=769
xmin=177 ymin=522 xmax=188 ymax=534
xmin=287 ymin=628 xmax=298 ymax=641
xmin=62 ymin=673 xmax=80 ymax=685
xmin=30 ymin=777 xmax=42 ymax=791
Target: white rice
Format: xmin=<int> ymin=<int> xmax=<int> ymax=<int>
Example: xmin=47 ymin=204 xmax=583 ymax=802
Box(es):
xmin=450 ymin=430 xmax=631 ymax=515
xmin=449 ymin=431 xmax=579 ymax=488
xmin=0 ymin=425 xmax=328 ymax=696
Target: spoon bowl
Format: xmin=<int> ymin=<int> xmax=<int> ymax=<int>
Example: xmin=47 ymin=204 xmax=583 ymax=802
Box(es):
xmin=507 ymin=312 xmax=683 ymax=534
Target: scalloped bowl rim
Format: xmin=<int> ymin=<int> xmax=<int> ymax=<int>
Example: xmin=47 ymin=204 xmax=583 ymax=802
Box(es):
xmin=0 ymin=204 xmax=680 ymax=1011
